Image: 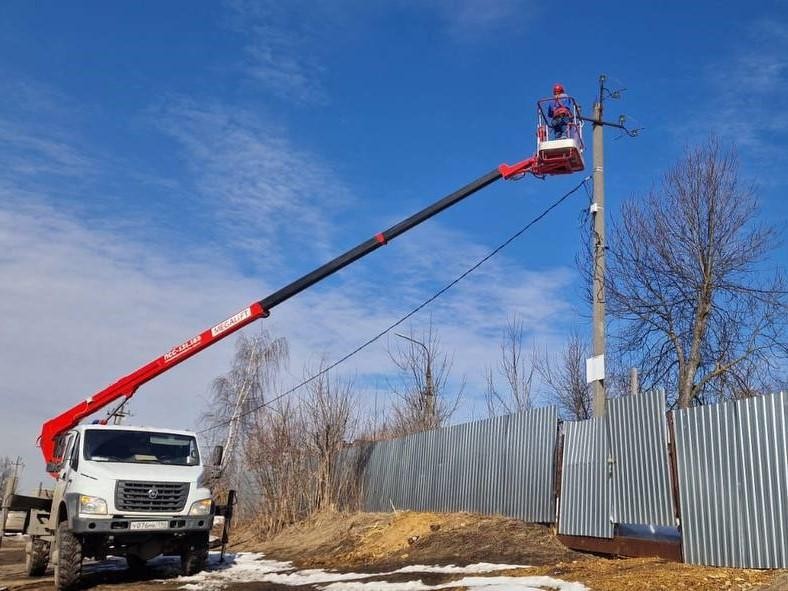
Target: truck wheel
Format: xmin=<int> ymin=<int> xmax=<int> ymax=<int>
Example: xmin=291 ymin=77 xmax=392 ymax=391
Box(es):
xmin=180 ymin=532 xmax=209 ymax=576
xmin=25 ymin=537 xmax=50 ymax=576
xmin=54 ymin=522 xmax=83 ymax=591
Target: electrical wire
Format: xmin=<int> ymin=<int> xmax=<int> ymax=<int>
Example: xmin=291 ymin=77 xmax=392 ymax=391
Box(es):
xmin=198 ymin=175 xmax=592 ymax=435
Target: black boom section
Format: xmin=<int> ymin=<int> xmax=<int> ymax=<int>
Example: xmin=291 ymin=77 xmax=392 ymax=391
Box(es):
xmin=259 ymin=168 xmax=503 ymax=311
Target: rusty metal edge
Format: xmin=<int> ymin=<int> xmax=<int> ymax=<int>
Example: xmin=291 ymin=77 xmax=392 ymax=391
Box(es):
xmin=553 ymin=422 xmax=564 ymax=531
xmin=557 ymin=533 xmax=682 ymax=562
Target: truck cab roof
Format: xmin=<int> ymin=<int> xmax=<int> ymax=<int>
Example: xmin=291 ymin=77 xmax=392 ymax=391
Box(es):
xmin=72 ymin=424 xmax=198 ymax=438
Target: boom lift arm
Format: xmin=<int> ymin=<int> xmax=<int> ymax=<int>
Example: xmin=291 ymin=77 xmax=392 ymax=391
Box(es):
xmin=39 ymin=148 xmax=560 ymax=471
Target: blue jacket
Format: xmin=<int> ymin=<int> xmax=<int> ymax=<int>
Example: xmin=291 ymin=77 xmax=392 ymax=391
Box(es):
xmin=547 ymin=95 xmax=572 ymax=120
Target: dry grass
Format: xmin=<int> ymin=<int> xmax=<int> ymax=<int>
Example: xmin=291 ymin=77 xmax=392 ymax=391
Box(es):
xmin=251 ymin=510 xmax=786 ymax=591
xmin=523 ymin=557 xmax=780 ymax=591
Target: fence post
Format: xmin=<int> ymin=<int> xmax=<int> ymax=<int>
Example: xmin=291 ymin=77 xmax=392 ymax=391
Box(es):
xmin=553 ymin=423 xmax=565 ymax=531
xmin=0 ymin=472 xmax=18 ymax=549
xmin=665 ymin=412 xmax=683 ymax=562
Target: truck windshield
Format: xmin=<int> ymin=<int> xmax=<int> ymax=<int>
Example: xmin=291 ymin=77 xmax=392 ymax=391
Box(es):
xmin=83 ymin=430 xmax=200 ymax=465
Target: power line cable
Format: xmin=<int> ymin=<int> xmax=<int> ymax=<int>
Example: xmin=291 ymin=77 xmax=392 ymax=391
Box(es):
xmin=199 ymin=175 xmax=592 ymax=435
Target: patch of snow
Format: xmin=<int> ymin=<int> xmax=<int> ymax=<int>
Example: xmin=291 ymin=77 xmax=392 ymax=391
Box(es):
xmin=323 ymin=576 xmax=588 ymax=591
xmin=323 ymin=582 xmax=433 ymax=591
xmin=260 ymin=570 xmax=382 ymax=585
xmin=394 ymin=563 xmax=529 ymax=574
xmin=259 ymin=563 xmax=530 ymax=585
xmin=174 ymin=552 xmax=294 ymax=590
xmin=169 ymin=552 xmax=585 ymax=591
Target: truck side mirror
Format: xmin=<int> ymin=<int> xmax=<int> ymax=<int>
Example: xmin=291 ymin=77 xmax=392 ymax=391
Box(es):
xmin=211 ymin=445 xmax=224 ymax=468
xmin=45 ymin=461 xmax=63 ymax=474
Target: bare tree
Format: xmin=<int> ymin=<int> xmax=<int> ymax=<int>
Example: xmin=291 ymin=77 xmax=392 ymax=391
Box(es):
xmin=605 ymin=139 xmax=786 ymax=407
xmin=387 ymin=320 xmax=462 ymax=435
xmin=243 ymin=398 xmax=312 ymax=535
xmin=200 ymin=329 xmax=289 ymax=507
xmin=484 ymin=316 xmax=536 ymax=416
xmin=301 ymin=361 xmax=357 ymax=511
xmin=201 ymin=330 xmax=363 ymax=533
xmin=538 ymin=333 xmax=591 ymax=420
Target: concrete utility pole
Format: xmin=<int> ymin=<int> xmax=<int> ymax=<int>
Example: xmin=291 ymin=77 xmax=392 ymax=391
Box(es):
xmin=0 ymin=456 xmax=23 ymax=549
xmin=591 ymin=75 xmax=607 ymax=418
xmin=630 ymin=367 xmax=640 ymax=396
xmin=395 ymin=332 xmax=435 ymax=428
xmin=580 ymin=75 xmax=640 ymax=417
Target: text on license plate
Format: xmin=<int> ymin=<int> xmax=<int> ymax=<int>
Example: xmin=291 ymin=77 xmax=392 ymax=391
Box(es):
xmin=130 ymin=520 xmax=169 ymax=530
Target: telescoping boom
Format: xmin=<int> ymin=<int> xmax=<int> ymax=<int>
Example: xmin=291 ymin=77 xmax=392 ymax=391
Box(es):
xmin=39 ymin=96 xmax=586 ymax=472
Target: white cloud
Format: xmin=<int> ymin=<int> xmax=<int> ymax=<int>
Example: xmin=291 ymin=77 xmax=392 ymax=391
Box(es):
xmin=0 ymin=196 xmax=262 ymax=489
xmin=152 ymin=99 xmax=351 ymax=265
xmin=703 ymin=19 xmax=788 ymax=154
xmin=0 ymin=181 xmax=577 ymax=490
xmin=0 ymin=57 xmax=579 ymax=490
xmin=0 ymin=119 xmax=96 ymax=180
xmin=425 ymin=0 xmax=534 ymax=40
xmin=225 ymin=0 xmax=328 ymax=103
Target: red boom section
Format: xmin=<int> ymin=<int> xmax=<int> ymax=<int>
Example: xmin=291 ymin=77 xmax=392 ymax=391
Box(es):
xmin=38 ymin=156 xmax=547 ymax=473
xmin=39 ymin=302 xmax=268 ymax=468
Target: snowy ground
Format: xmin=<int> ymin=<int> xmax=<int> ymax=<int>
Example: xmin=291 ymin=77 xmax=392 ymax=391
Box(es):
xmin=168 ymin=551 xmax=588 ymax=591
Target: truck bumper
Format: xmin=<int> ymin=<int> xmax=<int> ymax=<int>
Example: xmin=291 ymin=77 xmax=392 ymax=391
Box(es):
xmin=69 ymin=515 xmax=213 ymax=534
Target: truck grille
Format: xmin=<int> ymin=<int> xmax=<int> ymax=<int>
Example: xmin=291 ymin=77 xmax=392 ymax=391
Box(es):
xmin=115 ymin=481 xmax=189 ymax=513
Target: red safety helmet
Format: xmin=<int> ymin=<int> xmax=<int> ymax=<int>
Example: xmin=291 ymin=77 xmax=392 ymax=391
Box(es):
xmin=553 ymin=83 xmax=565 ymax=95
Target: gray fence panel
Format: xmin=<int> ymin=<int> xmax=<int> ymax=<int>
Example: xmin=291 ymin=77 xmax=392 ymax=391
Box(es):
xmin=345 ymin=407 xmax=557 ymax=523
xmin=736 ymin=394 xmax=788 ymax=568
xmin=674 ymin=391 xmax=788 ymax=568
xmin=504 ymin=406 xmax=558 ymax=522
xmin=559 ymin=417 xmax=613 ymax=538
xmin=608 ymin=390 xmax=675 ymax=526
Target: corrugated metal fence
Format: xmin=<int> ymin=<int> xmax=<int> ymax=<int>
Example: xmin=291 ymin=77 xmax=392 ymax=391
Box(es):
xmin=608 ymin=391 xmax=675 ymax=527
xmin=674 ymin=391 xmax=788 ymax=568
xmin=559 ymin=417 xmax=613 ymax=538
xmin=559 ymin=390 xmax=676 ymax=538
xmin=344 ymin=406 xmax=558 ymax=522
xmin=341 ymin=390 xmax=788 ymax=568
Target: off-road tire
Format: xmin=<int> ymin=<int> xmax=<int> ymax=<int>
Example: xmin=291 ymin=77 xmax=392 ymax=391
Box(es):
xmin=126 ymin=554 xmax=147 ymax=572
xmin=180 ymin=532 xmax=209 ymax=576
xmin=25 ymin=537 xmax=50 ymax=576
xmin=54 ymin=522 xmax=82 ymax=591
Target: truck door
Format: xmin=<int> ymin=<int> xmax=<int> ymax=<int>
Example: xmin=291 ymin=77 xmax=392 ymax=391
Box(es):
xmin=51 ymin=432 xmax=75 ymax=513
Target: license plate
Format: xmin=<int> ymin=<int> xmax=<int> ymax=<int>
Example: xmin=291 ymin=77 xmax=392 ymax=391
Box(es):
xmin=130 ymin=520 xmax=169 ymax=530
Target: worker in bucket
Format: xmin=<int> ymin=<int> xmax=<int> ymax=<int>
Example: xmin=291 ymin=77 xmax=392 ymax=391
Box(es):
xmin=547 ymin=83 xmax=572 ymax=139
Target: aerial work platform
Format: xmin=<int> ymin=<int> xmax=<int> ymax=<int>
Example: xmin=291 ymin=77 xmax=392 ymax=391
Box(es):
xmin=535 ymin=96 xmax=585 ymax=175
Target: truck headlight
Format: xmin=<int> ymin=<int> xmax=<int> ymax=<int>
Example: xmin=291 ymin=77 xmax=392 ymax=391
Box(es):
xmin=189 ymin=499 xmax=212 ymax=516
xmin=79 ymin=495 xmax=108 ymax=515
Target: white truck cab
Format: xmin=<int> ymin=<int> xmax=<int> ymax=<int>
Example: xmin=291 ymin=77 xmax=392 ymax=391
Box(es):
xmin=22 ymin=424 xmax=218 ymax=591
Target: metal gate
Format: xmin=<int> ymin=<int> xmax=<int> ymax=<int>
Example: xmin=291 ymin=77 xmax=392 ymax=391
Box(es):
xmin=560 ymin=390 xmax=676 ymax=538
xmin=608 ymin=390 xmax=676 ymax=526
xmin=559 ymin=416 xmax=613 ymax=538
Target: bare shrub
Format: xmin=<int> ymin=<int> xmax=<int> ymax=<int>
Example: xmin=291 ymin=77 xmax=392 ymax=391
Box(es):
xmin=387 ymin=320 xmax=462 ymax=436
xmin=302 ymin=361 xmax=357 ymax=511
xmin=484 ymin=315 xmax=536 ymax=416
xmin=538 ymin=333 xmax=591 ymax=420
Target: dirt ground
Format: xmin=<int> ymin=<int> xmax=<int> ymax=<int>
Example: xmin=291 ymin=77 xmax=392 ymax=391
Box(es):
xmin=2 ymin=512 xmax=786 ymax=591
xmin=0 ymin=537 xmax=183 ymax=591
xmin=245 ymin=510 xmax=578 ymax=569
xmin=244 ymin=511 xmax=787 ymax=591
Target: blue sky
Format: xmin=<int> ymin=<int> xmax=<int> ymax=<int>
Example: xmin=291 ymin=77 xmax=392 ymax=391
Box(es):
xmin=1 ymin=1 xmax=787 ymax=487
